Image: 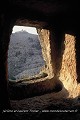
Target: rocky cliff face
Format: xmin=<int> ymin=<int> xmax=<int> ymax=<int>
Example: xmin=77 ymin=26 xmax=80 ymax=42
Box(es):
xmin=8 ymin=30 xmax=45 ymax=80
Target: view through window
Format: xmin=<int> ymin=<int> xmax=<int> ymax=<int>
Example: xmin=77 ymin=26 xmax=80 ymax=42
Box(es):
xmin=8 ymin=25 xmax=45 ymax=80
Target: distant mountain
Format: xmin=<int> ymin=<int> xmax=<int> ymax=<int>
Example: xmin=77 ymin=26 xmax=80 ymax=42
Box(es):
xmin=8 ymin=31 xmax=45 ymax=80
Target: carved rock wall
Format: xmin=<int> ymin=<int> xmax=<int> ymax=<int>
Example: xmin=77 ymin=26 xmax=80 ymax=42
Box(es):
xmin=60 ymin=34 xmax=78 ymax=98
xmin=37 ymin=31 xmax=79 ymax=98
xmin=0 ymin=0 xmax=80 ymax=111
xmin=37 ymin=29 xmax=54 ymax=78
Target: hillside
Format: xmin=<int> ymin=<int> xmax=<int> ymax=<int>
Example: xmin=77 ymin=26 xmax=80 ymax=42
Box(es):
xmin=8 ymin=30 xmax=45 ymax=80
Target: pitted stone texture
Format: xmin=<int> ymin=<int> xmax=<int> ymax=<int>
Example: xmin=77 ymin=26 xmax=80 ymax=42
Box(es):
xmin=60 ymin=34 xmax=78 ymax=98
xmin=37 ymin=29 xmax=54 ymax=78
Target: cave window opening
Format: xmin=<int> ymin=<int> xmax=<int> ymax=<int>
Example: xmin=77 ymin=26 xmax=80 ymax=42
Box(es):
xmin=8 ymin=25 xmax=47 ymax=81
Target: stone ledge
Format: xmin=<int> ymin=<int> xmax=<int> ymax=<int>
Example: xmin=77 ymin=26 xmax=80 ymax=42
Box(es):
xmin=9 ymin=77 xmax=63 ymax=100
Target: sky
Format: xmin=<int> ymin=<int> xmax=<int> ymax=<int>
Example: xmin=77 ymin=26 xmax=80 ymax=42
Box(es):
xmin=12 ymin=25 xmax=38 ymax=35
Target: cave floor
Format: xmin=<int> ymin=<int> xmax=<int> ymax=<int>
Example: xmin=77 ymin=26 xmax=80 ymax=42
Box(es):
xmin=2 ymin=89 xmax=80 ymax=120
